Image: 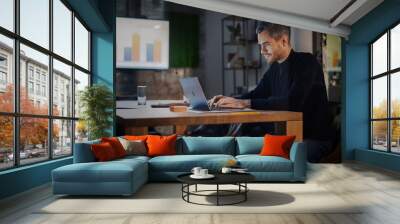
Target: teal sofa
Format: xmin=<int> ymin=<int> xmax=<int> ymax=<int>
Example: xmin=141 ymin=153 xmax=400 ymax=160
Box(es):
xmin=52 ymin=137 xmax=307 ymax=196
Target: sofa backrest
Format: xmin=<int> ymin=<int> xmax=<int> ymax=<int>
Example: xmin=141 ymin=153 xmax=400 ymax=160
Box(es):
xmin=73 ymin=139 xmax=100 ymax=163
xmin=177 ymin=137 xmax=236 ymax=155
xmin=235 ymin=137 xmax=264 ymax=155
xmin=73 ymin=136 xmax=300 ymax=162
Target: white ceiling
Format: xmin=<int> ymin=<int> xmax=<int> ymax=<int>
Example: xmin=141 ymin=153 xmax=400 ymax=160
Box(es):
xmin=224 ymin=0 xmax=352 ymax=22
xmin=165 ymin=0 xmax=384 ymax=37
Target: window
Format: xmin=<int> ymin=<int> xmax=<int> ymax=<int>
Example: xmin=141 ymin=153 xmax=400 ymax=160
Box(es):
xmin=0 ymin=54 xmax=8 ymax=88
xmin=0 ymin=116 xmax=13 ymax=170
xmin=20 ymin=117 xmax=49 ymax=165
xmin=74 ymin=69 xmax=89 ymax=118
xmin=53 ymin=59 xmax=72 ymax=117
xmin=0 ymin=55 xmax=7 ymax=67
xmin=0 ymin=0 xmax=91 ymax=170
xmin=0 ymin=34 xmax=13 ymax=113
xmin=28 ymin=81 xmax=34 ymax=94
xmin=28 ymin=67 xmax=34 ymax=80
xmin=0 ymin=71 xmax=6 ymax=85
xmin=0 ymin=0 xmax=14 ymax=32
xmin=41 ymin=73 xmax=46 ymax=83
xmin=53 ymin=119 xmax=72 ymax=158
xmin=35 ymin=70 xmax=41 ymax=81
xmin=371 ymin=23 xmax=400 ymax=154
xmin=53 ymin=0 xmax=72 ymax=60
xmin=20 ymin=0 xmax=49 ymax=49
xmin=391 ymin=24 xmax=400 ymax=70
xmin=75 ymin=17 xmax=90 ymax=70
xmin=0 ymin=53 xmax=7 ymax=88
xmin=42 ymin=85 xmax=46 ymax=97
xmin=36 ymin=83 xmax=40 ymax=95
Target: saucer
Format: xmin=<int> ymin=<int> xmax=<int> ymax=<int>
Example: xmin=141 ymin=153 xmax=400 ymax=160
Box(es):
xmin=190 ymin=174 xmax=215 ymax=179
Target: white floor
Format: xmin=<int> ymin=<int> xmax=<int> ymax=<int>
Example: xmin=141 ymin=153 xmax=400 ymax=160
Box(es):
xmin=1 ymin=162 xmax=400 ymax=224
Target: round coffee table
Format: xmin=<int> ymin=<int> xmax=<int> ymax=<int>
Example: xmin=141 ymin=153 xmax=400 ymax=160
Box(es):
xmin=177 ymin=173 xmax=255 ymax=206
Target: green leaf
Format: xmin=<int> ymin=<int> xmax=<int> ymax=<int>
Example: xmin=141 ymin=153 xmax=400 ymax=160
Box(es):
xmin=79 ymin=84 xmax=113 ymax=140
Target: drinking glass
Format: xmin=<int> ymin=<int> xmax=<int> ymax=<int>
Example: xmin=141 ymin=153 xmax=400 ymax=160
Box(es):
xmin=137 ymin=85 xmax=147 ymax=105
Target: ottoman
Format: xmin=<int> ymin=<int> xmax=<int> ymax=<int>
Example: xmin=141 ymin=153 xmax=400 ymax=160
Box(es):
xmin=52 ymin=158 xmax=148 ymax=196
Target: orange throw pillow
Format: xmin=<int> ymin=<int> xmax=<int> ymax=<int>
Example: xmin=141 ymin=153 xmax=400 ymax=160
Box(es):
xmin=101 ymin=137 xmax=126 ymax=158
xmin=91 ymin=142 xmax=117 ymax=161
xmin=146 ymin=134 xmax=177 ymax=157
xmin=259 ymin=134 xmax=296 ymax=159
xmin=124 ymin=135 xmax=148 ymax=141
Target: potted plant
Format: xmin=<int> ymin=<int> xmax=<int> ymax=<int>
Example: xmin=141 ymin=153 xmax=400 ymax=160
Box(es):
xmin=79 ymin=84 xmax=113 ymax=140
xmin=227 ymin=23 xmax=241 ymax=43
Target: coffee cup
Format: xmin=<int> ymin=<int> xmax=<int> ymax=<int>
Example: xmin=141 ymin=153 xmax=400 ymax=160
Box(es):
xmin=191 ymin=167 xmax=202 ymax=176
xmin=221 ymin=167 xmax=232 ymax=174
xmin=200 ymin=169 xmax=208 ymax=176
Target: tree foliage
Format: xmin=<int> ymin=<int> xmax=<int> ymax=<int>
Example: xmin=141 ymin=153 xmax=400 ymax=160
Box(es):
xmin=78 ymin=84 xmax=113 ymax=140
xmin=0 ymin=85 xmax=59 ymax=150
xmin=372 ymin=99 xmax=400 ymax=141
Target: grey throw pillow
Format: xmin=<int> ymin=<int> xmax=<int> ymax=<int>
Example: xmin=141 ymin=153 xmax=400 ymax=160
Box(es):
xmin=118 ymin=137 xmax=147 ymax=156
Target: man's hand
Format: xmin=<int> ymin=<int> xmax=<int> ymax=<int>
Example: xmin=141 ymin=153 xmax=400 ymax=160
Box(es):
xmin=208 ymin=95 xmax=251 ymax=109
xmin=208 ymin=95 xmax=225 ymax=108
xmin=215 ymin=97 xmax=250 ymax=109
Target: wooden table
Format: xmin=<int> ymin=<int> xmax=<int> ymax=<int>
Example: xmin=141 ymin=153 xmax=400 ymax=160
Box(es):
xmin=117 ymin=100 xmax=303 ymax=141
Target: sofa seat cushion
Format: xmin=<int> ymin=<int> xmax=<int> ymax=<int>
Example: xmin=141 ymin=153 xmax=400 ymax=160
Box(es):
xmin=236 ymin=155 xmax=293 ymax=172
xmin=53 ymin=159 xmax=147 ymax=183
xmin=116 ymin=155 xmax=150 ymax=162
xmin=149 ymin=154 xmax=235 ymax=172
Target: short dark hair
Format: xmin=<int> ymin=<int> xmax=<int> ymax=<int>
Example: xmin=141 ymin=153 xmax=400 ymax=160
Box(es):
xmin=256 ymin=22 xmax=290 ymax=40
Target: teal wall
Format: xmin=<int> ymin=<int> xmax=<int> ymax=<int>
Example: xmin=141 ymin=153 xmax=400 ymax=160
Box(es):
xmin=0 ymin=0 xmax=115 ymax=200
xmin=91 ymin=0 xmax=116 ymax=135
xmin=0 ymin=158 xmax=72 ymax=199
xmin=343 ymin=0 xmax=400 ymax=170
xmin=66 ymin=0 xmax=110 ymax=32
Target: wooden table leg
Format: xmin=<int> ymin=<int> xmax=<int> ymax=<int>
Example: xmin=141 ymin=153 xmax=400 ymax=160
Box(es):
xmin=174 ymin=125 xmax=187 ymax=135
xmin=286 ymin=121 xmax=303 ymax=142
xmin=125 ymin=126 xmax=148 ymax=135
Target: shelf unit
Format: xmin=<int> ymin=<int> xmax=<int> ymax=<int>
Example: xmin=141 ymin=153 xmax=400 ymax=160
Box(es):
xmin=221 ymin=16 xmax=262 ymax=96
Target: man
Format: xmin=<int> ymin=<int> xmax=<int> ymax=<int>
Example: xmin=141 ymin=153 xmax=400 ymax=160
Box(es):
xmin=208 ymin=22 xmax=333 ymax=162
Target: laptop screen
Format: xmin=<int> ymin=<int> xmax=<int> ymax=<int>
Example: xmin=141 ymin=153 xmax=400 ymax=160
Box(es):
xmin=179 ymin=77 xmax=210 ymax=111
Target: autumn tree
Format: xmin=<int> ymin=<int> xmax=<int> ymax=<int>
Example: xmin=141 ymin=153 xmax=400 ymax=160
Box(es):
xmin=372 ymin=99 xmax=400 ymax=143
xmin=0 ymin=85 xmax=14 ymax=150
xmin=392 ymin=99 xmax=400 ymax=143
xmin=0 ymin=84 xmax=60 ymax=152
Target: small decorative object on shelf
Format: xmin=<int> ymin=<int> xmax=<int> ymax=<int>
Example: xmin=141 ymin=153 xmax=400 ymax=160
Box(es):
xmin=227 ymin=23 xmax=241 ymax=43
xmin=222 ymin=16 xmax=262 ymax=96
xmin=235 ymin=57 xmax=245 ymax=68
xmin=227 ymin=52 xmax=239 ymax=68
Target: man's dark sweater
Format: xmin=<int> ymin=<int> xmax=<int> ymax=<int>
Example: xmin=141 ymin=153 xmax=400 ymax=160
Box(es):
xmin=238 ymin=50 xmax=331 ymax=141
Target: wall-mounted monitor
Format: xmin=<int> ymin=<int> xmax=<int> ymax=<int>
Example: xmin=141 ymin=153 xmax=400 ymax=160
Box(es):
xmin=116 ymin=17 xmax=169 ymax=69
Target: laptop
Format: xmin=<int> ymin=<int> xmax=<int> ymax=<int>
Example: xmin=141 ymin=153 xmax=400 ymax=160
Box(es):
xmin=179 ymin=77 xmax=254 ymax=112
